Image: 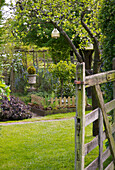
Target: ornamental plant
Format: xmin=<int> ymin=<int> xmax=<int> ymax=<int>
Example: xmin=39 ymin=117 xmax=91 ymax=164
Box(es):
xmin=49 ymin=60 xmax=76 ymax=97
xmin=0 ymin=78 xmax=11 ymax=100
xmin=0 ymin=96 xmax=32 ymax=120
xmin=27 ymin=66 xmax=36 ymax=74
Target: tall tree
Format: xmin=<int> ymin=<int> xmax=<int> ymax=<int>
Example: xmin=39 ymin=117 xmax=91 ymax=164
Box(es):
xmin=12 ymin=0 xmax=102 ymax=73
xmin=10 ymin=0 xmax=103 ymax=135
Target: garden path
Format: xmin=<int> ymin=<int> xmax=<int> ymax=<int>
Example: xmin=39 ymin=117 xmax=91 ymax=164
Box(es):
xmin=0 ymin=117 xmax=74 ymax=126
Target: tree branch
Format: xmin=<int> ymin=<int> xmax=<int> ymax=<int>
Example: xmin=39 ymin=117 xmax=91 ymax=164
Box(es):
xmin=50 ymin=20 xmax=83 ymax=63
xmin=81 ymin=11 xmax=101 ymax=74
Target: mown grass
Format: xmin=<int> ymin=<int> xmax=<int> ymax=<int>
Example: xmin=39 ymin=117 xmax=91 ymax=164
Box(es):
xmin=0 ymin=118 xmax=111 ymax=170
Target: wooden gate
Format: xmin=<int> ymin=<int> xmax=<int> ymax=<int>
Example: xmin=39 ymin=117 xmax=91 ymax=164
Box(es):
xmin=75 ymin=60 xmax=115 ymax=170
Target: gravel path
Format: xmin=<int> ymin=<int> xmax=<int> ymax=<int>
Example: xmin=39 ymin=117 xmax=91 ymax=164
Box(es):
xmin=0 ymin=117 xmax=74 ymax=126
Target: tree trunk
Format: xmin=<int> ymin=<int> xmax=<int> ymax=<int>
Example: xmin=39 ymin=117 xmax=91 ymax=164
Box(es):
xmin=92 ymin=40 xmax=101 ymax=136
xmin=70 ymin=50 xmax=74 ymax=64
xmin=51 ymin=12 xmax=101 ymax=136
xmin=79 ymin=49 xmax=94 ymax=97
xmin=81 ymin=11 xmax=101 ymax=136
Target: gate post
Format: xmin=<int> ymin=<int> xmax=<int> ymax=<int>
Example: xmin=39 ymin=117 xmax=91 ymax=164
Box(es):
xmin=75 ymin=63 xmax=85 ymax=170
xmin=113 ymin=58 xmax=115 ymax=140
xmin=98 ymin=108 xmax=103 ymax=170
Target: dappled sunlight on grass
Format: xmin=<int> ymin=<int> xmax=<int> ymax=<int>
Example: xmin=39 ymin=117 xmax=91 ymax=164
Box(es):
xmin=0 ymin=117 xmax=108 ymax=169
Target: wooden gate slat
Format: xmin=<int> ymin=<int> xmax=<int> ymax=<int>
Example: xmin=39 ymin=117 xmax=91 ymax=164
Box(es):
xmin=105 ymin=161 xmax=114 ymax=170
xmin=85 ymin=131 xmax=106 ymax=156
xmin=105 ymin=99 xmax=115 ymax=113
xmin=85 ymin=148 xmax=111 ymax=170
xmin=85 ymin=109 xmax=98 ymax=127
xmin=85 ymin=123 xmax=115 ymax=156
xmin=95 ymin=85 xmax=115 ymax=165
xmin=85 ymin=70 xmax=115 ymax=88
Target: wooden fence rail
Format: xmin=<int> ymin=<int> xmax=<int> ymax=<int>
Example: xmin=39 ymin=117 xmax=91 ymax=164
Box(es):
xmin=31 ymin=94 xmax=77 ymax=108
xmin=85 ymin=70 xmax=115 ymax=88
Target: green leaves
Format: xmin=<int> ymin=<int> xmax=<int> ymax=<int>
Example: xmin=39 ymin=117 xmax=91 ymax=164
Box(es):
xmin=0 ymin=79 xmax=11 ymax=100
xmin=49 ymin=60 xmax=76 ymax=97
xmin=13 ymin=0 xmax=102 ymax=48
xmin=49 ymin=60 xmax=76 ymax=82
xmin=99 ymin=0 xmax=115 ymax=102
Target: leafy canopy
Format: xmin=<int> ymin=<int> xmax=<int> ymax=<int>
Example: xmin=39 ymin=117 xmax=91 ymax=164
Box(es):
xmin=12 ymin=0 xmax=102 ymax=49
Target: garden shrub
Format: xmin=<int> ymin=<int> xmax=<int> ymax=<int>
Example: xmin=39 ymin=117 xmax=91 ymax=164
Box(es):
xmin=27 ymin=66 xmax=36 ymax=74
xmin=0 ymin=96 xmax=32 ymax=120
xmin=55 ymin=82 xmax=75 ymax=98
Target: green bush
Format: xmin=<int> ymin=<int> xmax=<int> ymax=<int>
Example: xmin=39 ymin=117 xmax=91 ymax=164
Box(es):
xmin=55 ymin=82 xmax=75 ymax=98
xmin=27 ymin=66 xmax=36 ymax=74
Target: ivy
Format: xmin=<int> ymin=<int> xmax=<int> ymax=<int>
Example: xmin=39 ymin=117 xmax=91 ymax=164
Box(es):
xmin=99 ymin=0 xmax=115 ymax=101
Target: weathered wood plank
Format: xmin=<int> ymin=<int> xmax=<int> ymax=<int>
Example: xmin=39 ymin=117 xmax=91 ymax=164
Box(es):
xmin=95 ymin=85 xmax=115 ymax=165
xmin=85 ymin=135 xmax=98 ymax=156
xmin=55 ymin=97 xmax=58 ymax=107
xmin=85 ymin=100 xmax=115 ymax=127
xmin=85 ymin=148 xmax=111 ymax=170
xmin=102 ymin=148 xmax=111 ymax=164
xmin=105 ymin=161 xmax=114 ymax=170
xmin=72 ymin=96 xmax=75 ymax=107
xmin=68 ymin=96 xmax=70 ymax=107
xmin=85 ymin=70 xmax=115 ymax=88
xmin=105 ymin=99 xmax=115 ymax=113
xmin=85 ymin=131 xmax=106 ymax=156
xmin=75 ymin=63 xmax=85 ymax=170
xmin=98 ymin=108 xmax=103 ymax=170
xmin=85 ymin=109 xmax=98 ymax=127
xmin=111 ymin=123 xmax=115 ymax=134
xmin=85 ymin=124 xmax=114 ymax=156
xmin=64 ymin=97 xmax=66 ymax=107
xmin=59 ymin=97 xmax=62 ymax=107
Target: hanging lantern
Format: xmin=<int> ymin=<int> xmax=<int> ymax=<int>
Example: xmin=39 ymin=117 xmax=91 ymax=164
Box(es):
xmin=51 ymin=28 xmax=60 ymax=39
xmin=85 ymin=43 xmax=93 ymax=50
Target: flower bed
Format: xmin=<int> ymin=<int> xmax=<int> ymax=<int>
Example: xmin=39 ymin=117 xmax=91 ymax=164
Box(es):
xmin=29 ymin=103 xmax=76 ymax=116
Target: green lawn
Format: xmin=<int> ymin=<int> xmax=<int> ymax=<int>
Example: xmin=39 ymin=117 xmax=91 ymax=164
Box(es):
xmin=0 ymin=113 xmax=112 ymax=169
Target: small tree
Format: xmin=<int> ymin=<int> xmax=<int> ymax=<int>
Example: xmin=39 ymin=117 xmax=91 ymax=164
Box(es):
xmin=49 ymin=60 xmax=76 ymax=97
xmin=0 ymin=0 xmax=11 ymax=100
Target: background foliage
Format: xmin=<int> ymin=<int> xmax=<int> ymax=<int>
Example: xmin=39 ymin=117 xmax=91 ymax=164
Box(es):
xmin=99 ymin=0 xmax=115 ymax=101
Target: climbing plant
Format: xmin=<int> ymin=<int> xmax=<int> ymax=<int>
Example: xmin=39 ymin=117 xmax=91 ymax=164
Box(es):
xmin=99 ymin=0 xmax=115 ymax=101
